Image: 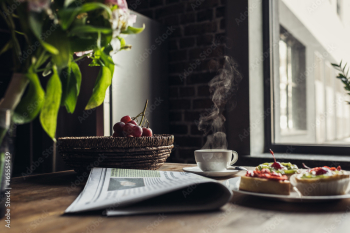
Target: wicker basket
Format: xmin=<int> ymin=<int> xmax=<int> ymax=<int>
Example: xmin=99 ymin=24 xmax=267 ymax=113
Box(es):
xmin=58 ymin=134 xmax=174 ymax=172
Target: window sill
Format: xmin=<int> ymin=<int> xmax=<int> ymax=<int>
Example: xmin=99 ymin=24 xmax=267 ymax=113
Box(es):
xmin=238 ymin=153 xmax=350 ymax=170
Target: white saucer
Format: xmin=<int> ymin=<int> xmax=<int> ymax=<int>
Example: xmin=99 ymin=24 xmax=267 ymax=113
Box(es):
xmin=183 ymin=166 xmax=240 ymax=178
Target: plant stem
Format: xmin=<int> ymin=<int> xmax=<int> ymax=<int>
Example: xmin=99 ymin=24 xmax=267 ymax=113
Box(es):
xmin=0 ymin=73 xmax=28 ymax=111
xmin=74 ymin=53 xmax=90 ymax=63
xmin=140 ymin=100 xmax=148 ymax=126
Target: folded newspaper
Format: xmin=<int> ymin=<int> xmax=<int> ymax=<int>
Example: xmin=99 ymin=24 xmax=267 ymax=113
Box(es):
xmin=65 ymin=168 xmax=233 ymax=216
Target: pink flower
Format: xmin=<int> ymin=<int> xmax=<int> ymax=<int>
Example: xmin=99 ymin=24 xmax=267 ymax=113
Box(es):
xmin=20 ymin=0 xmax=50 ymax=12
xmin=105 ymin=0 xmax=128 ymax=11
xmin=128 ymin=14 xmax=137 ymax=27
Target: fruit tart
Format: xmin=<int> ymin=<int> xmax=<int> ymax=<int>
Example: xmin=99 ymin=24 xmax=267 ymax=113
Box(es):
xmin=291 ymin=165 xmax=350 ymax=196
xmin=255 ymin=149 xmax=299 ymax=177
xmin=239 ymin=169 xmax=290 ymax=195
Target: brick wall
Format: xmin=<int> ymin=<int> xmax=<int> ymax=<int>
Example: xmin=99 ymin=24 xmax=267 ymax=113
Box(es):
xmin=127 ymin=0 xmax=228 ymax=163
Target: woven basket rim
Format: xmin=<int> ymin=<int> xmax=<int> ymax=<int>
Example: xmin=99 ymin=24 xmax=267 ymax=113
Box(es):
xmin=58 ymin=134 xmax=174 ymax=149
xmin=58 ymin=134 xmax=173 ymax=140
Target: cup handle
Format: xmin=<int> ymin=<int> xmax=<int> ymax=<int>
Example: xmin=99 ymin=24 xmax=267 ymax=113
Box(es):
xmin=230 ymin=150 xmax=238 ymax=166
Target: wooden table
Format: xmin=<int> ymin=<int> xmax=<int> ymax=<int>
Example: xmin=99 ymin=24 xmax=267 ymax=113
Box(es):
xmin=4 ymin=163 xmax=350 ymax=233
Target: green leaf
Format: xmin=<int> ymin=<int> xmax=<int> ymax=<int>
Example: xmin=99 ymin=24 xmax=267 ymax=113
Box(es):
xmin=40 ymin=66 xmax=62 ymax=141
xmin=70 ymin=25 xmax=112 ymax=35
xmin=29 ymin=12 xmax=59 ymax=55
xmin=64 ymin=0 xmax=75 ymax=7
xmin=43 ymin=62 xmax=52 ymax=77
xmin=85 ymin=65 xmax=112 ymax=110
xmin=41 ymin=41 xmax=59 ymax=55
xmin=100 ymin=50 xmax=115 ymax=76
xmin=29 ymin=12 xmax=42 ymax=38
xmin=0 ymin=40 xmax=12 ymax=56
xmin=121 ymin=24 xmax=145 ymax=34
xmin=59 ymin=3 xmax=112 ymax=30
xmin=46 ymin=27 xmax=72 ymax=71
xmin=60 ymin=62 xmax=82 ymax=113
xmin=12 ymin=67 xmax=45 ymax=124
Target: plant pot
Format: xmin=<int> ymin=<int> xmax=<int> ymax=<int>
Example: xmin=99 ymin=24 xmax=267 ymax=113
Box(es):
xmin=0 ymin=109 xmax=14 ymax=219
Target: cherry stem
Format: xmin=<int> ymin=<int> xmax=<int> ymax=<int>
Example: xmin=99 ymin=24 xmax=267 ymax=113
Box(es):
xmin=140 ymin=100 xmax=148 ymax=126
xmin=269 ymin=149 xmax=277 ymax=163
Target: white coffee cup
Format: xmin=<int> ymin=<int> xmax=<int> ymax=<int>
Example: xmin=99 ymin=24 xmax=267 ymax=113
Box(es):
xmin=194 ymin=149 xmax=238 ymax=172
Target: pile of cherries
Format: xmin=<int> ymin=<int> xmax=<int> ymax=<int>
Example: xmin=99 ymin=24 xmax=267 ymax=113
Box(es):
xmin=112 ymin=100 xmax=153 ymax=138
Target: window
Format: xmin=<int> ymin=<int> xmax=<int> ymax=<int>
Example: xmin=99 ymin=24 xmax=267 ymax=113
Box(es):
xmin=264 ymin=0 xmax=350 ymax=154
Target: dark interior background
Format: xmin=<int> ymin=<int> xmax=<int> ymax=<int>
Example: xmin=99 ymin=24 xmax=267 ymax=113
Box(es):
xmin=1 ymin=0 xmax=253 ymax=176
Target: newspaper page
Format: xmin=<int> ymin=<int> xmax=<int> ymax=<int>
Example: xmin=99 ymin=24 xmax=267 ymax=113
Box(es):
xmin=65 ymin=168 xmax=232 ymax=216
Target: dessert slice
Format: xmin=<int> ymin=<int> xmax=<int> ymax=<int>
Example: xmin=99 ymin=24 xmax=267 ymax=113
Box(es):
xmin=291 ymin=165 xmax=350 ymax=196
xmin=239 ymin=170 xmax=290 ymax=195
xmin=255 ymin=149 xmax=299 ymax=177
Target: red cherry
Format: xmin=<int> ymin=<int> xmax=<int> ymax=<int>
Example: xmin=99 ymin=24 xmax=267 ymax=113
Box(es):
xmin=271 ymin=162 xmax=283 ymax=170
xmin=142 ymin=127 xmax=153 ymax=137
xmin=132 ymin=125 xmax=143 ymax=137
xmin=127 ymin=135 xmax=134 ymax=138
xmin=128 ymin=120 xmax=138 ymax=125
xmin=120 ymin=115 xmax=132 ymax=124
xmin=113 ymin=122 xmax=125 ymax=133
xmin=316 ymin=167 xmax=329 ymax=175
xmin=123 ymin=123 xmax=134 ymax=136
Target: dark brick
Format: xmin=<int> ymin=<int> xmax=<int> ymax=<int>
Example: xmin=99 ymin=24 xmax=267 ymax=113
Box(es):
xmin=155 ymin=3 xmax=185 ymax=18
xmin=186 ymin=72 xmax=214 ymax=85
xmin=189 ymin=45 xmax=224 ymax=60
xmin=162 ymin=15 xmax=180 ymax=26
xmin=169 ymin=26 xmax=183 ymax=38
xmin=169 ymin=87 xmax=178 ymax=98
xmin=166 ymin=0 xmax=180 ymax=4
xmin=180 ymin=13 xmax=196 ymax=24
xmin=169 ymin=62 xmax=188 ymax=74
xmin=193 ymin=98 xmax=213 ymax=109
xmin=197 ymin=34 xmax=214 ymax=46
xmin=169 ymin=39 xmax=178 ymax=50
xmin=179 ymin=37 xmax=195 ymax=48
xmin=170 ymin=124 xmax=188 ymax=134
xmin=200 ymin=58 xmax=225 ymax=71
xmin=138 ymin=9 xmax=154 ymax=19
xmin=169 ymin=50 xmax=187 ymax=62
xmin=186 ymin=0 xmax=219 ymax=11
xmin=179 ymin=87 xmax=195 ymax=97
xmin=150 ymin=0 xmax=163 ymax=7
xmin=178 ymin=149 xmax=196 ymax=159
xmin=169 ymin=99 xmax=191 ymax=109
xmin=184 ymin=22 xmax=217 ymax=36
xmin=198 ymin=0 xmax=219 ymax=8
xmin=169 ymin=74 xmax=185 ymax=85
xmin=191 ymin=124 xmax=203 ymax=135
xmin=220 ymin=18 xmax=225 ymax=29
xmin=184 ymin=111 xmax=201 ymax=122
xmin=197 ymin=9 xmax=213 ymax=22
xmin=127 ymin=0 xmax=149 ymax=10
xmin=216 ymin=6 xmax=225 ymax=18
xmin=197 ymin=85 xmax=210 ymax=96
xmin=175 ymin=136 xmax=202 ymax=147
xmin=169 ymin=112 xmax=182 ymax=121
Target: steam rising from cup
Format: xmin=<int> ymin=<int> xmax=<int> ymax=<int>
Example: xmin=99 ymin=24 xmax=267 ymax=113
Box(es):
xmin=198 ymin=56 xmax=242 ymax=149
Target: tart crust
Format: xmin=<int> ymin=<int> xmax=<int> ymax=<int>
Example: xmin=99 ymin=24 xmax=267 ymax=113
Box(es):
xmin=239 ymin=176 xmax=290 ymax=195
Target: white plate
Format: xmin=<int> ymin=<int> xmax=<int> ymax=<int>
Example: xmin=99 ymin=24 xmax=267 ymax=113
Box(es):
xmin=183 ymin=166 xmax=240 ymax=178
xmin=226 ymin=177 xmax=350 ymax=202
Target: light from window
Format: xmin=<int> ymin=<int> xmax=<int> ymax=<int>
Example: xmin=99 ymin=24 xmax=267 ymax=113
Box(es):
xmin=272 ymin=0 xmax=350 ymax=145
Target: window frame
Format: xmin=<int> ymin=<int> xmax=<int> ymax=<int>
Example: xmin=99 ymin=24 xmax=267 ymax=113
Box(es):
xmin=263 ymin=0 xmax=350 ymax=155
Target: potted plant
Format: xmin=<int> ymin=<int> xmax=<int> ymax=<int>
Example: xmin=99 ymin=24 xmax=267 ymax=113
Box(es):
xmin=0 ymin=0 xmax=144 ymax=217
